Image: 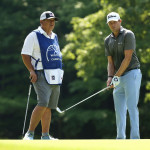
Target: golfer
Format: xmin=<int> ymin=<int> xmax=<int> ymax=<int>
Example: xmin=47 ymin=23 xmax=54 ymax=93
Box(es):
xmin=21 ymin=11 xmax=63 ymax=140
xmin=105 ymin=12 xmax=142 ymax=139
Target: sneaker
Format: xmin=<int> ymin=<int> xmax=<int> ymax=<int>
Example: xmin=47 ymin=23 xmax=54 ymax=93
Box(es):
xmin=23 ymin=132 xmax=34 ymax=140
xmin=41 ymin=134 xmax=58 ymax=140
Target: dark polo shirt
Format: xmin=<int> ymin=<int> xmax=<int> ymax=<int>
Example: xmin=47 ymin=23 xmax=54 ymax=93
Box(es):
xmin=105 ymin=26 xmax=140 ymax=75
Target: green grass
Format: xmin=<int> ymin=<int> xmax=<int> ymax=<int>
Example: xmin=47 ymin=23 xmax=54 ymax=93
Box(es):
xmin=0 ymin=140 xmax=150 ymax=150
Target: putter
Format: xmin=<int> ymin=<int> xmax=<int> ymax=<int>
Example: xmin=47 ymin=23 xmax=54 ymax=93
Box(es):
xmin=56 ymin=86 xmax=110 ymax=114
xmin=22 ymin=83 xmax=32 ymax=137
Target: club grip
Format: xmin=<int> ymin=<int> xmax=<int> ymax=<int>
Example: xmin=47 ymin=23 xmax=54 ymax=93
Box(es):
xmin=28 ymin=84 xmax=32 ymax=96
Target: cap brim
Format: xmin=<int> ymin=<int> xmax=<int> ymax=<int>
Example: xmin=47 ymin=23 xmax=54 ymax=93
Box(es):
xmin=107 ymin=18 xmax=119 ymax=23
xmin=47 ymin=17 xmax=59 ymax=21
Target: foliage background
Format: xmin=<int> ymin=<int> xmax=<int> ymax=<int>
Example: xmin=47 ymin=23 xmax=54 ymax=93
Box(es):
xmin=0 ymin=0 xmax=150 ymax=139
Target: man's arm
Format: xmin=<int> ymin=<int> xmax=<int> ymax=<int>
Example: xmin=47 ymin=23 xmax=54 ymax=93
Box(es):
xmin=115 ymin=50 xmax=133 ymax=77
xmin=115 ymin=31 xmax=135 ymax=76
xmin=22 ymin=54 xmax=37 ymax=83
xmin=107 ymin=56 xmax=115 ymax=87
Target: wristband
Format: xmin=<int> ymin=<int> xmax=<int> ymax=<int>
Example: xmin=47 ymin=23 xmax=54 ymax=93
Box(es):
xmin=108 ymin=76 xmax=113 ymax=78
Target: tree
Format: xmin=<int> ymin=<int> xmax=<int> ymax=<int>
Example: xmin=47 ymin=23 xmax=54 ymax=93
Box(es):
xmin=0 ymin=0 xmax=150 ymax=139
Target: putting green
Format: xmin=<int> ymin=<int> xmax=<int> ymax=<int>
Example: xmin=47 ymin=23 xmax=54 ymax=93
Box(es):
xmin=0 ymin=140 xmax=150 ymax=150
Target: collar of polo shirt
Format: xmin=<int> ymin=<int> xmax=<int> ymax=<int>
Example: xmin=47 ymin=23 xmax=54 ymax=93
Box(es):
xmin=37 ymin=26 xmax=55 ymax=39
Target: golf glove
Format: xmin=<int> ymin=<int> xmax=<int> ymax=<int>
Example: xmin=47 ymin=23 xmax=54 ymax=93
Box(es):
xmin=111 ymin=76 xmax=120 ymax=87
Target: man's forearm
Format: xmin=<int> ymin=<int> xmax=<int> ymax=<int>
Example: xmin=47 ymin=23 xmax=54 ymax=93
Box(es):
xmin=115 ymin=50 xmax=133 ymax=77
xmin=107 ymin=63 xmax=115 ymax=77
xmin=21 ymin=54 xmax=34 ymax=72
xmin=115 ymin=58 xmax=131 ymax=77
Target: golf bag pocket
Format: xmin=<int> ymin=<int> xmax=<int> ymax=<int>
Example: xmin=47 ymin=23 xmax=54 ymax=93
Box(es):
xmin=44 ymin=69 xmax=64 ymax=85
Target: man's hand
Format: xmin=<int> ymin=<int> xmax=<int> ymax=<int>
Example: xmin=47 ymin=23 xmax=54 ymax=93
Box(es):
xmin=111 ymin=76 xmax=120 ymax=87
xmin=21 ymin=54 xmax=37 ymax=83
xmin=29 ymin=70 xmax=37 ymax=83
xmin=107 ymin=77 xmax=113 ymax=88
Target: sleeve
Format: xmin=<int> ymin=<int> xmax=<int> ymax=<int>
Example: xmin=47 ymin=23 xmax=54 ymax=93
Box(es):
xmin=105 ymin=38 xmax=111 ymax=56
xmin=124 ymin=31 xmax=136 ymax=50
xmin=21 ymin=32 xmax=35 ymax=56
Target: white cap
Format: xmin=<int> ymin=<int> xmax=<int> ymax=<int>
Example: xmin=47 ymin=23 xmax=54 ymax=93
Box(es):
xmin=40 ymin=11 xmax=58 ymax=21
xmin=107 ymin=12 xmax=120 ymax=23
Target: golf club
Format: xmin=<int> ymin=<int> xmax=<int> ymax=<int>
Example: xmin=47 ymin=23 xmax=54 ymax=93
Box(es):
xmin=22 ymin=83 xmax=32 ymax=136
xmin=56 ymin=86 xmax=110 ymax=114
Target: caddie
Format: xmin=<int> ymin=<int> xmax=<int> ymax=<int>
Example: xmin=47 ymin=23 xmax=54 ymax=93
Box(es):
xmin=21 ymin=11 xmax=63 ymax=140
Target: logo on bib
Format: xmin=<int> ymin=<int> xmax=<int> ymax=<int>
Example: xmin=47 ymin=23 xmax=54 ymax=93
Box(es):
xmin=51 ymin=75 xmax=55 ymax=80
xmin=46 ymin=45 xmax=61 ymax=61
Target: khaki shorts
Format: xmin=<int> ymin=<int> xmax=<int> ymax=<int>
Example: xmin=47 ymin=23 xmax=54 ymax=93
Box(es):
xmin=33 ymin=70 xmax=60 ymax=109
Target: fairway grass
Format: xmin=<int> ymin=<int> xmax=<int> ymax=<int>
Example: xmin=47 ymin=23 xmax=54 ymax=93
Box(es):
xmin=0 ymin=139 xmax=150 ymax=150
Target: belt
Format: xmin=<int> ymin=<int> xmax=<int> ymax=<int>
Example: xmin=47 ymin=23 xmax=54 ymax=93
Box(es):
xmin=35 ymin=70 xmax=43 ymax=72
xmin=122 ymin=67 xmax=140 ymax=76
xmin=128 ymin=67 xmax=140 ymax=71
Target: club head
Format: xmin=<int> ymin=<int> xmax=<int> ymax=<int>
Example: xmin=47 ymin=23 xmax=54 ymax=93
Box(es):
xmin=56 ymin=107 xmax=65 ymax=114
